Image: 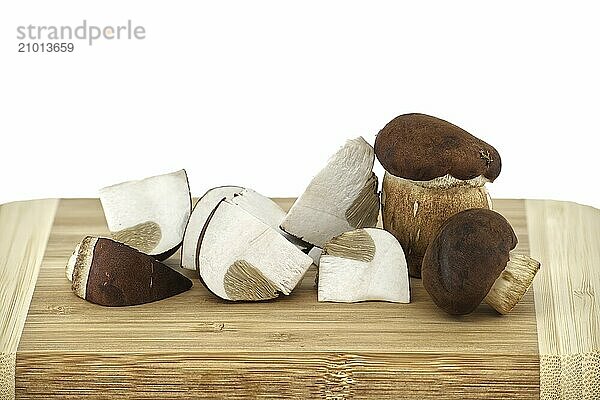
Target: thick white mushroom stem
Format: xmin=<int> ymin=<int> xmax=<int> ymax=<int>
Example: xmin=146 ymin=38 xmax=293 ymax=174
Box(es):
xmin=484 ymin=252 xmax=541 ymax=314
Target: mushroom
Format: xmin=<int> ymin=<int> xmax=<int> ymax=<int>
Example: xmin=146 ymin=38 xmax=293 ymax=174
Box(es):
xmin=99 ymin=169 xmax=191 ymax=260
xmin=374 ymin=113 xmax=500 ymax=278
xmin=307 ymin=247 xmax=323 ymax=267
xmin=181 ymin=186 xmax=309 ymax=270
xmin=318 ymin=228 xmax=410 ymax=303
xmin=196 ymin=199 xmax=313 ymax=301
xmin=181 ymin=186 xmax=242 ymax=270
xmin=66 ymin=236 xmax=192 ymax=306
xmin=280 ymin=137 xmax=380 ymax=248
xmin=421 ymin=208 xmax=540 ymax=315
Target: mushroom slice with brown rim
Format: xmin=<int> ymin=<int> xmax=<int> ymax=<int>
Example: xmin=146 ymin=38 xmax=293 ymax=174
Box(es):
xmin=375 ymin=114 xmax=499 ymax=278
xmin=318 ymin=228 xmax=410 ymax=303
xmin=99 ymin=169 xmax=191 ymax=260
xmin=196 ymin=199 xmax=313 ymax=301
xmin=65 ymin=236 xmax=192 ymax=306
xmin=181 ymin=186 xmax=310 ymax=270
xmin=422 ymin=208 xmax=540 ymax=315
xmin=181 ymin=186 xmax=243 ymax=270
xmin=280 ymin=137 xmax=380 ymax=248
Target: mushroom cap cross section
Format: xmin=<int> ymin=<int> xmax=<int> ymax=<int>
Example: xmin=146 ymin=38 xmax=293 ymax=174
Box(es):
xmin=280 ymin=137 xmax=380 ymax=248
xmin=318 ymin=228 xmax=410 ymax=303
xmin=99 ymin=169 xmax=191 ymax=259
xmin=196 ymin=200 xmax=313 ymax=301
xmin=68 ymin=236 xmax=192 ymax=306
xmin=181 ymin=186 xmax=244 ymax=270
xmin=182 ymin=186 xmax=309 ymax=270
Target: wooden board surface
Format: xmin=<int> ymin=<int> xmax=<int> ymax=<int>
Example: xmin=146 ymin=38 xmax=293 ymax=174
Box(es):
xmin=0 ymin=200 xmax=58 ymax=400
xmin=1 ymin=198 xmax=598 ymax=399
xmin=526 ymin=200 xmax=600 ymax=399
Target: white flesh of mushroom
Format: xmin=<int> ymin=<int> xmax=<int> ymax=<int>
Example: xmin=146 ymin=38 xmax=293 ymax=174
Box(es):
xmin=99 ymin=169 xmax=191 ymax=256
xmin=318 ymin=228 xmax=410 ymax=303
xmin=182 ymin=186 xmax=309 ymax=270
xmin=231 ymin=188 xmax=309 ymax=250
xmin=308 ymin=247 xmax=323 ymax=266
xmin=404 ymin=174 xmax=489 ymax=189
xmin=197 ymin=200 xmax=313 ymax=301
xmin=181 ymin=186 xmax=243 ymax=270
xmin=280 ymin=137 xmax=379 ymax=247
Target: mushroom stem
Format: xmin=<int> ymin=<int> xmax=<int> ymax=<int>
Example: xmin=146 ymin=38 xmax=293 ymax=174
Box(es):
xmin=484 ymin=252 xmax=540 ymax=314
xmin=382 ymin=172 xmax=491 ymax=278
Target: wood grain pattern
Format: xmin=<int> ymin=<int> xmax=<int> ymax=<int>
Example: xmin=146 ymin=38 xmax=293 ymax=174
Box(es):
xmin=11 ymin=198 xmax=540 ymax=398
xmin=526 ymin=200 xmax=600 ymax=399
xmin=0 ymin=199 xmax=58 ymax=400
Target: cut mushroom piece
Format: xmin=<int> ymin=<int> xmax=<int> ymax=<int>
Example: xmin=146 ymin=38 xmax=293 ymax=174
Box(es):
xmin=66 ymin=236 xmax=192 ymax=306
xmin=318 ymin=228 xmax=410 ymax=303
xmin=196 ymin=200 xmax=313 ymax=301
xmin=227 ymin=188 xmax=310 ymax=251
xmin=99 ymin=169 xmax=191 ymax=260
xmin=307 ymin=247 xmax=323 ymax=266
xmin=181 ymin=186 xmax=310 ymax=270
xmin=422 ymin=208 xmax=540 ymax=315
xmin=375 ymin=113 xmax=500 ymax=278
xmin=181 ymin=186 xmax=243 ymax=270
xmin=280 ymin=137 xmax=380 ymax=248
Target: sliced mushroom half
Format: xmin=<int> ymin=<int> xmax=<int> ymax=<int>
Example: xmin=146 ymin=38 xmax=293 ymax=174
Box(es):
xmin=318 ymin=228 xmax=410 ymax=303
xmin=196 ymin=200 xmax=313 ymax=301
xmin=99 ymin=169 xmax=191 ymax=260
xmin=181 ymin=186 xmax=310 ymax=270
xmin=66 ymin=236 xmax=192 ymax=306
xmin=280 ymin=137 xmax=380 ymax=247
xmin=181 ymin=186 xmax=243 ymax=270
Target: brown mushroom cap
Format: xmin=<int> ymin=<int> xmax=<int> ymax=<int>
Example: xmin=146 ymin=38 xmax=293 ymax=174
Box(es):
xmin=71 ymin=237 xmax=192 ymax=306
xmin=421 ymin=208 xmax=517 ymax=315
xmin=374 ymin=113 xmax=501 ymax=182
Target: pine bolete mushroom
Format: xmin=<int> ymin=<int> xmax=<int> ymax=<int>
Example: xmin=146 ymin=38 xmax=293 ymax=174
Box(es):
xmin=181 ymin=186 xmax=243 ymax=270
xmin=280 ymin=137 xmax=380 ymax=248
xmin=422 ymin=208 xmax=540 ymax=315
xmin=374 ymin=113 xmax=500 ymax=278
xmin=181 ymin=186 xmax=309 ymax=270
xmin=99 ymin=169 xmax=192 ymax=260
xmin=318 ymin=228 xmax=410 ymax=303
xmin=307 ymin=247 xmax=323 ymax=267
xmin=196 ymin=199 xmax=313 ymax=301
xmin=66 ymin=236 xmax=192 ymax=306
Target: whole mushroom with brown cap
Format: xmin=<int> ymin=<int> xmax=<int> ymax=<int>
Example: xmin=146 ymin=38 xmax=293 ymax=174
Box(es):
xmin=422 ymin=208 xmax=540 ymax=315
xmin=374 ymin=113 xmax=500 ymax=278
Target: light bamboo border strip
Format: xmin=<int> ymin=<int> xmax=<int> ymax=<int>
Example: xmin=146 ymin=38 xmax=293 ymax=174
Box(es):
xmin=526 ymin=200 xmax=600 ymax=400
xmin=0 ymin=199 xmax=58 ymax=400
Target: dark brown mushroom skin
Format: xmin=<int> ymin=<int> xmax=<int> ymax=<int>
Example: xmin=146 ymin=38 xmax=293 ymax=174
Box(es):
xmin=421 ymin=208 xmax=517 ymax=315
xmin=374 ymin=113 xmax=501 ymax=182
xmin=153 ymin=243 xmax=181 ymax=261
xmin=85 ymin=238 xmax=192 ymax=306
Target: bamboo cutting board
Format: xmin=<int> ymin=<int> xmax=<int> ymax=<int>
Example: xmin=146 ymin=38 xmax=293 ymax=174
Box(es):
xmin=1 ymin=198 xmax=599 ymax=399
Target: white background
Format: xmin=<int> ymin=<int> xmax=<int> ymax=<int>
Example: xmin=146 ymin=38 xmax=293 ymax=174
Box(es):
xmin=1 ymin=1 xmax=598 ymax=208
